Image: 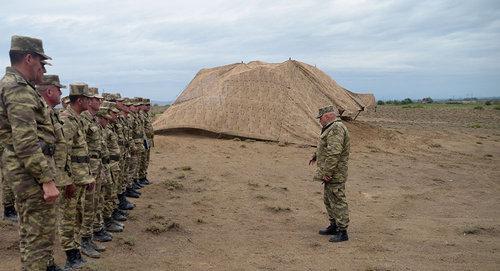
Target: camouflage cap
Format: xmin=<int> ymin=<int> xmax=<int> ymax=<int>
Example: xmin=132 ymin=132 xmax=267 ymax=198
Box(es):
xmin=101 ymin=101 xmax=120 ymax=113
xmin=88 ymin=87 xmax=103 ymax=99
xmin=41 ymin=60 xmax=52 ymax=66
xmin=316 ymin=105 xmax=338 ymax=118
xmin=95 ymin=108 xmax=112 ymax=119
xmin=69 ymin=83 xmax=93 ymax=97
xmin=10 ymin=35 xmax=52 ymax=60
xmin=38 ymin=75 xmax=66 ymax=89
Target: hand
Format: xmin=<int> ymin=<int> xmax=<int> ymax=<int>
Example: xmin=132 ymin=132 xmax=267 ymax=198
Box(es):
xmin=42 ymin=181 xmax=60 ymax=203
xmin=322 ymin=176 xmax=332 ymax=183
xmin=86 ymin=182 xmax=95 ymax=191
xmin=64 ymin=184 xmax=76 ymax=199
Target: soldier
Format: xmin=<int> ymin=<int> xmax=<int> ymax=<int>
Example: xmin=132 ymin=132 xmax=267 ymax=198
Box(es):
xmin=59 ymin=83 xmax=96 ymax=269
xmin=310 ymin=105 xmax=350 ymax=243
xmin=79 ymin=86 xmax=106 ymax=258
xmin=137 ymin=98 xmax=154 ymax=186
xmin=112 ymin=95 xmax=135 ymax=211
xmin=123 ymin=98 xmax=143 ymax=198
xmin=0 ymin=35 xmax=61 ymax=271
xmin=97 ymin=101 xmax=125 ymax=234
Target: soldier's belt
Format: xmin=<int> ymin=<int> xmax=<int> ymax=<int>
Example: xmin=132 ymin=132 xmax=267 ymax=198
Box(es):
xmin=102 ymin=156 xmax=110 ymax=164
xmin=70 ymin=155 xmax=90 ymax=163
xmin=109 ymin=155 xmax=120 ymax=161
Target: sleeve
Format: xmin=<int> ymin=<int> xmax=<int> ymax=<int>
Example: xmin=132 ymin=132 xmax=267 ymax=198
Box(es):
xmin=318 ymin=127 xmax=344 ymax=178
xmin=5 ymin=86 xmax=54 ymax=184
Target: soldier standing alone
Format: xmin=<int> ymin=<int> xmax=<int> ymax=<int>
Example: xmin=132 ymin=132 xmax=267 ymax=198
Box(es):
xmin=310 ymin=105 xmax=350 ymax=242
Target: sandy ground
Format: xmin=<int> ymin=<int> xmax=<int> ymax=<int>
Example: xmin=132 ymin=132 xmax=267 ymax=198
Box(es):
xmin=1 ymin=106 xmax=499 ymax=271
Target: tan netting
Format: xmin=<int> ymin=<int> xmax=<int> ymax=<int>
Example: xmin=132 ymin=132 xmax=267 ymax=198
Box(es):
xmin=154 ymin=60 xmax=373 ymax=145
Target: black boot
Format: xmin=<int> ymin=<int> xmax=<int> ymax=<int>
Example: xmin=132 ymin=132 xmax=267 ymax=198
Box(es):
xmin=133 ymin=180 xmax=145 ymax=189
xmin=90 ymin=239 xmax=106 ymax=252
xmin=139 ymin=177 xmax=150 ymax=185
xmin=124 ymin=188 xmax=140 ymax=198
xmin=116 ymin=208 xmax=129 ymax=217
xmin=329 ymin=229 xmax=349 ymax=242
xmin=319 ymin=222 xmax=338 ymax=235
xmin=112 ymin=209 xmax=127 ymax=222
xmin=94 ymin=228 xmax=113 ymax=242
xmin=81 ymin=236 xmax=101 ymax=258
xmin=46 ymin=265 xmax=63 ymax=271
xmin=64 ymin=249 xmax=86 ymax=270
xmin=118 ymin=193 xmax=135 ymax=210
xmin=3 ymin=205 xmax=18 ymax=222
xmin=105 ymin=218 xmax=124 ymax=233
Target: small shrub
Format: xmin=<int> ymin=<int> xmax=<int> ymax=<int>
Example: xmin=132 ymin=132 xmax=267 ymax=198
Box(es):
xmin=474 ymin=105 xmax=484 ymax=110
xmin=485 ymin=100 xmax=492 ymax=105
xmin=377 ymin=100 xmax=385 ymax=105
xmin=401 ymin=98 xmax=413 ymax=105
xmin=162 ymin=180 xmax=184 ymax=190
xmin=494 ymin=105 xmax=500 ymax=110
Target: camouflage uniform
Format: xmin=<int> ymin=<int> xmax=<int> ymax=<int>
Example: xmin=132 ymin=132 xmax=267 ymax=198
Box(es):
xmin=80 ymin=110 xmax=103 ymax=239
xmin=138 ymin=100 xmax=154 ymax=181
xmin=315 ymin=118 xmax=350 ymax=230
xmin=1 ymin=144 xmax=16 ymax=211
xmin=0 ymin=61 xmax=58 ymax=270
xmin=59 ymin=88 xmax=95 ymax=252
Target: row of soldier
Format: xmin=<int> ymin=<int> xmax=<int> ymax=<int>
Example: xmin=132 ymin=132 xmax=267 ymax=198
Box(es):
xmin=0 ymin=35 xmax=154 ymax=271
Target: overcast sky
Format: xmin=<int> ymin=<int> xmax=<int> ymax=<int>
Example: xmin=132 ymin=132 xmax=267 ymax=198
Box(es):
xmin=1 ymin=0 xmax=499 ymax=101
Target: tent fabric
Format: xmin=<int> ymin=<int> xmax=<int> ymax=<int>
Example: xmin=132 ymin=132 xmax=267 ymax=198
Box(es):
xmin=154 ymin=60 xmax=370 ymax=145
xmin=344 ymin=89 xmax=377 ymax=110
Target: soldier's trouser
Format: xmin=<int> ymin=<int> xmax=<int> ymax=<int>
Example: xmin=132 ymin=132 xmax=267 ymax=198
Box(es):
xmin=137 ymin=146 xmax=150 ymax=179
xmin=1 ymin=163 xmax=16 ymax=208
xmin=2 ymin=149 xmax=57 ymax=271
xmin=127 ymin=151 xmax=140 ymax=185
xmin=92 ymin=176 xmax=105 ymax=231
xmin=323 ymin=182 xmax=349 ymax=230
xmin=81 ymin=180 xmax=98 ymax=238
xmin=59 ymin=185 xmax=84 ymax=251
xmin=75 ymin=185 xmax=86 ymax=247
xmin=104 ymin=163 xmax=120 ymax=218
xmin=15 ymin=191 xmax=57 ymax=271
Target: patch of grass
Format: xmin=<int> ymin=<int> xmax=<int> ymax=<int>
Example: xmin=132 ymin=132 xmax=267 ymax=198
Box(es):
xmin=474 ymin=105 xmax=484 ymax=110
xmin=248 ymin=182 xmax=260 ymax=188
xmin=401 ymin=104 xmax=424 ymax=109
xmin=266 ymin=206 xmax=292 ymax=213
xmin=162 ymin=179 xmax=184 ymax=190
xmin=494 ymin=105 xmax=500 ymax=110
xmin=150 ymin=214 xmax=165 ymax=220
xmin=476 ymin=141 xmax=482 ymax=144
xmin=429 ymin=143 xmax=442 ymax=148
xmin=175 ymin=166 xmax=192 ymax=171
xmin=196 ymin=218 xmax=206 ymax=224
xmin=255 ymin=194 xmax=267 ymax=200
xmin=175 ymin=173 xmax=186 ymax=179
xmin=484 ymin=154 xmax=493 ymax=158
xmin=469 ymin=123 xmax=481 ymax=128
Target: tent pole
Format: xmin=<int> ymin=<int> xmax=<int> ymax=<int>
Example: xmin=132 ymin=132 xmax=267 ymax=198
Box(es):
xmin=353 ymin=110 xmax=362 ymax=121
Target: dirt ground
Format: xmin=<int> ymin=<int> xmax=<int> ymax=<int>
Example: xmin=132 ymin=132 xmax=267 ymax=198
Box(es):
xmin=1 ymin=105 xmax=499 ymax=270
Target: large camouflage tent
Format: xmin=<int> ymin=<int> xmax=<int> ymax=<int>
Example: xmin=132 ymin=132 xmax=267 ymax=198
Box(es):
xmin=154 ymin=60 xmax=371 ymax=145
xmin=344 ymin=89 xmax=377 ymax=110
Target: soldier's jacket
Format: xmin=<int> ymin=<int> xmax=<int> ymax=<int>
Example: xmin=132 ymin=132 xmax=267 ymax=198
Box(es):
xmin=128 ymin=113 xmax=144 ymax=154
xmin=104 ymin=125 xmax=121 ymax=180
xmin=113 ymin=115 xmax=128 ymax=158
xmin=60 ymin=106 xmax=94 ymax=185
xmin=48 ymin=107 xmax=72 ymax=187
xmin=142 ymin=111 xmax=154 ymax=139
xmin=315 ymin=119 xmax=350 ymax=183
xmin=80 ymin=111 xmax=103 ymax=177
xmin=0 ymin=67 xmax=56 ymax=186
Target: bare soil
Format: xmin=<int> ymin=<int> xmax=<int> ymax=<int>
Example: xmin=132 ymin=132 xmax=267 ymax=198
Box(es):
xmin=1 ymin=105 xmax=499 ymax=270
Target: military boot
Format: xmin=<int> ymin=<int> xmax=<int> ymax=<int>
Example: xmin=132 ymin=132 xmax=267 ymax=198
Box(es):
xmin=46 ymin=265 xmax=63 ymax=271
xmin=64 ymin=249 xmax=86 ymax=270
xmin=105 ymin=218 xmax=124 ymax=233
xmin=139 ymin=177 xmax=150 ymax=185
xmin=94 ymin=228 xmax=113 ymax=242
xmin=90 ymin=239 xmax=106 ymax=252
xmin=113 ymin=220 xmax=124 ymax=228
xmin=124 ymin=187 xmax=140 ymax=198
xmin=319 ymin=222 xmax=338 ymax=235
xmin=133 ymin=180 xmax=145 ymax=189
xmin=81 ymin=237 xmax=101 ymax=258
xmin=116 ymin=208 xmax=129 ymax=217
xmin=3 ymin=205 xmax=18 ymax=222
xmin=118 ymin=193 xmax=135 ymax=210
xmin=112 ymin=209 xmax=127 ymax=222
xmin=329 ymin=229 xmax=349 ymax=242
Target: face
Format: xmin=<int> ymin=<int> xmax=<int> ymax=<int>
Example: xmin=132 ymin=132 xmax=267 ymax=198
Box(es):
xmin=319 ymin=112 xmax=335 ymax=127
xmin=47 ymin=85 xmax=62 ymax=106
xmin=110 ymin=111 xmax=118 ymax=121
xmin=89 ymin=98 xmax=101 ymax=112
xmin=26 ymin=54 xmax=45 ymax=84
xmin=78 ymin=96 xmax=91 ymax=111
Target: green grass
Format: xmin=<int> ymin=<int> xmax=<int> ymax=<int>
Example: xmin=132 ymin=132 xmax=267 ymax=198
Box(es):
xmin=380 ymin=102 xmax=498 ymax=110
